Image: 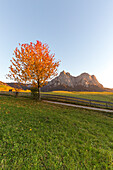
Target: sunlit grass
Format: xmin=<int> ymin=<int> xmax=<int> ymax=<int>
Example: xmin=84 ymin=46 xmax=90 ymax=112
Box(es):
xmin=44 ymin=91 xmax=113 ymax=102
xmin=0 ymin=85 xmax=14 ymax=91
xmin=1 ymin=89 xmax=113 ymax=102
xmin=0 ymin=85 xmax=30 ymax=92
xmin=52 ymin=91 xmax=113 ymax=95
xmin=0 ymin=96 xmax=113 ymax=169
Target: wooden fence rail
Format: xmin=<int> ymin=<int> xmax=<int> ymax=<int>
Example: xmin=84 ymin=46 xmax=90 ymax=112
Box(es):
xmin=41 ymin=93 xmax=113 ymax=109
xmin=0 ymin=91 xmax=113 ymax=109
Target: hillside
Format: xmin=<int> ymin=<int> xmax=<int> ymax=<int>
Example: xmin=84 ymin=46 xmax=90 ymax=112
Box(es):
xmin=7 ymin=83 xmax=29 ymax=90
xmin=0 ymin=95 xmax=113 ymax=169
xmin=0 ymin=81 xmax=14 ymax=91
xmin=0 ymin=81 xmax=9 ymax=86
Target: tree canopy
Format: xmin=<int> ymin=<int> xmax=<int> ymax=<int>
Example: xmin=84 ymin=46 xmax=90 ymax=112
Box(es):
xmin=7 ymin=40 xmax=60 ymax=99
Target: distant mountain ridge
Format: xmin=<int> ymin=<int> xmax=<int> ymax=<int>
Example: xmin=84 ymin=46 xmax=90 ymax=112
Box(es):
xmin=2 ymin=71 xmax=113 ymax=92
xmin=41 ymin=71 xmax=106 ymax=92
xmin=7 ymin=83 xmax=29 ymax=90
xmin=0 ymin=81 xmax=9 ymax=86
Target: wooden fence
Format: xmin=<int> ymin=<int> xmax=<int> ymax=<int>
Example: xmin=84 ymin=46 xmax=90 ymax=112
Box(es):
xmin=1 ymin=91 xmax=113 ymax=109
xmin=0 ymin=91 xmax=31 ymax=97
xmin=41 ymin=93 xmax=113 ymax=109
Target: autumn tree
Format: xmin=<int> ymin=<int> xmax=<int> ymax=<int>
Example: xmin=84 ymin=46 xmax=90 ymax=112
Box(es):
xmin=7 ymin=40 xmax=60 ymax=100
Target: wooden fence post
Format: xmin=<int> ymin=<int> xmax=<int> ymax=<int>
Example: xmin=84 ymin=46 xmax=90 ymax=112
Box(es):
xmin=90 ymin=100 xmax=91 ymax=106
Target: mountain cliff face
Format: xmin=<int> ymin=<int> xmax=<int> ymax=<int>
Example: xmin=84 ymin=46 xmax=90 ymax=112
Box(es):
xmin=41 ymin=71 xmax=104 ymax=92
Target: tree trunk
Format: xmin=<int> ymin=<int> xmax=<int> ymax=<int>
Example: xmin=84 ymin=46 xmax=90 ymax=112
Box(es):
xmin=37 ymin=79 xmax=41 ymax=101
xmin=37 ymin=87 xmax=41 ymax=101
xmin=15 ymin=91 xmax=19 ymax=97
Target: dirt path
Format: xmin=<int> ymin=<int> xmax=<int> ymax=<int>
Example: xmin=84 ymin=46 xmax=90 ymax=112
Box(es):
xmin=43 ymin=100 xmax=113 ymax=113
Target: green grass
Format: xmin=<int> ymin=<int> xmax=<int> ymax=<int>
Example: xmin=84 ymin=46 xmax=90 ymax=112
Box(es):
xmin=41 ymin=91 xmax=113 ymax=110
xmin=0 ymin=85 xmax=8 ymax=90
xmin=0 ymin=96 xmax=113 ymax=169
xmin=1 ymin=91 xmax=113 ymax=102
xmin=43 ymin=91 xmax=113 ymax=103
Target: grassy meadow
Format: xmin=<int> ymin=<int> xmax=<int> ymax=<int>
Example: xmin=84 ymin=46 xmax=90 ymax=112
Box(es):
xmin=0 ymin=85 xmax=14 ymax=92
xmin=1 ymin=83 xmax=113 ymax=103
xmin=44 ymin=91 xmax=113 ymax=103
xmin=0 ymin=95 xmax=113 ymax=169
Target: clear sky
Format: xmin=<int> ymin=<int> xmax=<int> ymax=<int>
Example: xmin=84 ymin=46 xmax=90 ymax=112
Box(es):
xmin=0 ymin=0 xmax=113 ymax=88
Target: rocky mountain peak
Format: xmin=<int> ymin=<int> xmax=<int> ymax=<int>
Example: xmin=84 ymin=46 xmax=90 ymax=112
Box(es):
xmin=42 ymin=71 xmax=104 ymax=92
xmin=60 ymin=70 xmax=71 ymax=77
xmin=60 ymin=70 xmax=66 ymax=76
xmin=66 ymin=72 xmax=70 ymax=76
xmin=78 ymin=72 xmax=92 ymax=80
xmin=80 ymin=72 xmax=90 ymax=77
xmin=91 ymin=75 xmax=97 ymax=79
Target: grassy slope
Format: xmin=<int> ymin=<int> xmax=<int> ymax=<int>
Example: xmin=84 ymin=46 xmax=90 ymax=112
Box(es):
xmin=0 ymin=85 xmax=30 ymax=92
xmin=0 ymin=96 xmax=113 ymax=169
xmin=0 ymin=85 xmax=13 ymax=91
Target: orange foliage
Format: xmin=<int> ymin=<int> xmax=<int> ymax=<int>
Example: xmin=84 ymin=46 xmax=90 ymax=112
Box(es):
xmin=7 ymin=40 xmax=60 ymax=91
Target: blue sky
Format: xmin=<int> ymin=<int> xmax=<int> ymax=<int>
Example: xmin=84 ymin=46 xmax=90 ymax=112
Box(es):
xmin=0 ymin=0 xmax=113 ymax=88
